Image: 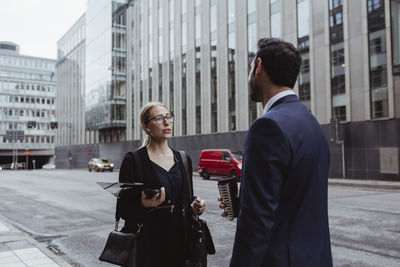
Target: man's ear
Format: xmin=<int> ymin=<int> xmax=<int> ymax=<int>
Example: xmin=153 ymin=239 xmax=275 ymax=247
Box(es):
xmin=255 ymin=58 xmax=263 ymax=75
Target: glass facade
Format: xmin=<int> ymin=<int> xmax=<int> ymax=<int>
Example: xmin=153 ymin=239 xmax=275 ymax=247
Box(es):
xmin=57 ymin=15 xmax=85 ymax=146
xmin=248 ymin=0 xmax=257 ymax=125
xmin=181 ymin=0 xmax=187 ymax=135
xmin=368 ymin=0 xmax=388 ymax=118
xmin=228 ymin=0 xmax=236 ymax=131
xmin=392 ymin=0 xmax=400 ymax=69
xmin=297 ymin=0 xmax=311 ymax=109
xmin=270 ymin=0 xmax=281 ymax=38
xmin=329 ymin=0 xmax=346 ymax=121
xmin=158 ymin=0 xmax=163 ymax=103
xmin=210 ymin=0 xmax=217 ymax=132
xmin=149 ymin=0 xmax=153 ymax=102
xmin=56 ymin=0 xmax=399 ymax=145
xmin=195 ymin=0 xmax=201 ymax=134
xmin=85 ymin=0 xmax=127 ymax=142
xmin=169 ymin=0 xmax=174 ymax=112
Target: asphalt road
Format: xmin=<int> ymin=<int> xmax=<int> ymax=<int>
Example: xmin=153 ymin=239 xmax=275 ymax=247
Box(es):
xmin=0 ymin=169 xmax=399 ymax=266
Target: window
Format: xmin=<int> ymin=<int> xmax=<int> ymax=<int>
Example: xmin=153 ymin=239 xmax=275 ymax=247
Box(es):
xmin=329 ymin=0 xmax=346 ymax=120
xmin=368 ymin=0 xmax=388 ymax=118
xmin=333 ymin=106 xmax=346 ymax=121
xmin=270 ymin=0 xmax=281 ymax=37
xmin=222 ymin=152 xmax=231 ymax=161
xmin=370 ymin=38 xmax=382 ymax=53
xmin=335 ymin=12 xmax=342 ymax=25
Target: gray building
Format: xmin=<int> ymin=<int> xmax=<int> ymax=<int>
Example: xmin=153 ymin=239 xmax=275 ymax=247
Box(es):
xmin=85 ymin=0 xmax=128 ymax=144
xmin=56 ymin=0 xmax=400 ymax=180
xmin=0 ymin=42 xmax=57 ymax=169
xmin=56 ymin=14 xmax=86 ymax=148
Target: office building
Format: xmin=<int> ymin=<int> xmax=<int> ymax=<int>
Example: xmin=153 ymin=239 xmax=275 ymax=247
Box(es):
xmin=0 ymin=42 xmax=57 ymax=169
xmin=56 ymin=0 xmax=400 ymax=179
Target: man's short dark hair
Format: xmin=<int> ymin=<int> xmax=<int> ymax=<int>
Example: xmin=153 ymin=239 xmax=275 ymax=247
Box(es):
xmin=255 ymin=38 xmax=302 ymax=88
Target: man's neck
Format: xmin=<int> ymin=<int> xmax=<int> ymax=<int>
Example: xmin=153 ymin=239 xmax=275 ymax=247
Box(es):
xmin=262 ymin=86 xmax=292 ymax=108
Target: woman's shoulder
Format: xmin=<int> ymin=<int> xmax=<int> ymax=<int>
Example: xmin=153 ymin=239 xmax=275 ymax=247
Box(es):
xmin=121 ymin=147 xmax=147 ymax=164
xmin=172 ymin=149 xmax=192 ymax=162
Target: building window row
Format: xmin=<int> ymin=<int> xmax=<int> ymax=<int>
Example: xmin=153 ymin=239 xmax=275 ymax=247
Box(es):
xmin=0 ymin=81 xmax=54 ymax=92
xmin=0 ymin=135 xmax=55 ymax=144
xmin=0 ymin=56 xmax=53 ymax=69
xmin=0 ymin=71 xmax=55 ymax=82
xmin=1 ymin=108 xmax=55 ymax=119
xmin=0 ymin=95 xmax=55 ymax=105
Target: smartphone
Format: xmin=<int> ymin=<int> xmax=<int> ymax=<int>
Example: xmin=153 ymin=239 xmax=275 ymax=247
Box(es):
xmin=143 ymin=189 xmax=160 ymax=199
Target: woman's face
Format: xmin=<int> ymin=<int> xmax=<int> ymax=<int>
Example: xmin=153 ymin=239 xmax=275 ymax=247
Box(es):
xmin=144 ymin=105 xmax=173 ymax=141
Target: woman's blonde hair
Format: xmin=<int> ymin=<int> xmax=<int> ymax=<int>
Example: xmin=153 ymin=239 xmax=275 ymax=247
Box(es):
xmin=140 ymin=102 xmax=169 ymax=147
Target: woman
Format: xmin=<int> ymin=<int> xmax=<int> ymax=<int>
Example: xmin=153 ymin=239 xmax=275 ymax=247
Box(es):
xmin=118 ymin=102 xmax=206 ymax=267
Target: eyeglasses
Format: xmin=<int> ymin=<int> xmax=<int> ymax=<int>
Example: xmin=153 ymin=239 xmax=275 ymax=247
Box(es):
xmin=148 ymin=114 xmax=174 ymax=124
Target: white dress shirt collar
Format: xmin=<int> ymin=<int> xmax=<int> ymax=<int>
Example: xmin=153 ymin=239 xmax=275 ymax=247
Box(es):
xmin=263 ymin=90 xmax=296 ymax=114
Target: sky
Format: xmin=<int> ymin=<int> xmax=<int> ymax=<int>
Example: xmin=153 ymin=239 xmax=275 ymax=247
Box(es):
xmin=0 ymin=0 xmax=86 ymax=59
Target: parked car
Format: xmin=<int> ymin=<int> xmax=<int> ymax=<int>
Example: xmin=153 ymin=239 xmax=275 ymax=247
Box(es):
xmin=198 ymin=149 xmax=242 ymax=180
xmin=42 ymin=163 xmax=56 ymax=170
xmin=88 ymin=158 xmax=114 ymax=172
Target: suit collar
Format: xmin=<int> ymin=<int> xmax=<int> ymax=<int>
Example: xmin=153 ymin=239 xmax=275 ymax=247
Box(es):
xmin=263 ymin=90 xmax=296 ymax=114
xmin=267 ymin=94 xmax=299 ymax=112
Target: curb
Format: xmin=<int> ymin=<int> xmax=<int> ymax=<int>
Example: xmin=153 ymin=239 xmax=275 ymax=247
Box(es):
xmin=0 ymin=217 xmax=72 ymax=267
xmin=328 ymin=178 xmax=400 ymax=190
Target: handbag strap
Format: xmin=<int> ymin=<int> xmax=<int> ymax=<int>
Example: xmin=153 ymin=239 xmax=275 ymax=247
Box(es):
xmin=180 ymin=151 xmax=200 ymax=218
xmin=179 ymin=151 xmax=192 ymax=199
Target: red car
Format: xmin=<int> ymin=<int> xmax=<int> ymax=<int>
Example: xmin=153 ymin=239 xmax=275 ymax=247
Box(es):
xmin=198 ymin=149 xmax=242 ymax=180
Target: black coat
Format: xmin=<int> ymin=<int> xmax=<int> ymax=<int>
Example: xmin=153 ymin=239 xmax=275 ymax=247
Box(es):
xmin=118 ymin=146 xmax=194 ymax=267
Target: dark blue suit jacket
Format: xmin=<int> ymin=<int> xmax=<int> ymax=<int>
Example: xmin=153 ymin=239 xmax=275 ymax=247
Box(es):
xmin=230 ymin=95 xmax=332 ymax=267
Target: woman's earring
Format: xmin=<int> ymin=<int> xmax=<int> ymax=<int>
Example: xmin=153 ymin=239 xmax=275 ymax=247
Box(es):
xmin=146 ymin=128 xmax=150 ymax=132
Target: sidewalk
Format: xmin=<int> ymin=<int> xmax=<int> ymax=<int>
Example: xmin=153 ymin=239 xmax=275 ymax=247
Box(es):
xmin=193 ymin=172 xmax=400 ymax=190
xmin=328 ymin=178 xmax=400 ymax=190
xmin=0 ymin=218 xmax=71 ymax=267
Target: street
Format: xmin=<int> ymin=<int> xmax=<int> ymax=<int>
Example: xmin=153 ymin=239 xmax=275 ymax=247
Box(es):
xmin=0 ymin=170 xmax=399 ymax=266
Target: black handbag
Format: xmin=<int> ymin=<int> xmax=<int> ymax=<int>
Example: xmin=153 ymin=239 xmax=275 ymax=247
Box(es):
xmin=99 ymin=198 xmax=144 ymax=267
xmin=187 ymin=214 xmax=216 ymax=266
xmin=180 ymin=151 xmax=216 ymax=267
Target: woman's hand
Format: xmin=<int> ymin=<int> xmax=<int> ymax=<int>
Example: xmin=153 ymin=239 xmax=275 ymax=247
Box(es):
xmin=192 ymin=197 xmax=206 ymax=215
xmin=141 ymin=187 xmax=166 ymax=208
xmin=218 ymin=193 xmax=239 ymax=219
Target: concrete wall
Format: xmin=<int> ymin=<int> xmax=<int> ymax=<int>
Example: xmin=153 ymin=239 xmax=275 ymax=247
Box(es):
xmin=56 ymin=119 xmax=400 ymax=181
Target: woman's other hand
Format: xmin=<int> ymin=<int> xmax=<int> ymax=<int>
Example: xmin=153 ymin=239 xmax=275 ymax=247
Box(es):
xmin=192 ymin=197 xmax=206 ymax=215
xmin=141 ymin=187 xmax=166 ymax=208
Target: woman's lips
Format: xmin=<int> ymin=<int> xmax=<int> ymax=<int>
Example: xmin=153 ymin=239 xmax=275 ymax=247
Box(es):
xmin=163 ymin=129 xmax=172 ymax=133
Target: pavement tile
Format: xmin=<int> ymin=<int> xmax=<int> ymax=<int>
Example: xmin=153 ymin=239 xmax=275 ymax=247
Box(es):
xmin=0 ymin=250 xmax=14 ymax=258
xmin=17 ymin=250 xmax=47 ymax=261
xmin=5 ymin=240 xmax=32 ymax=251
xmin=23 ymin=257 xmax=55 ymax=266
xmin=5 ymin=263 xmax=26 ymax=267
xmin=0 ymin=255 xmax=22 ymax=264
xmin=13 ymin=247 xmax=40 ymax=255
xmin=0 ymin=223 xmax=9 ymax=232
xmin=33 ymin=263 xmax=59 ymax=267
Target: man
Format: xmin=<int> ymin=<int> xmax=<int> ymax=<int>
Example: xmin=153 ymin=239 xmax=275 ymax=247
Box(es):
xmin=225 ymin=38 xmax=332 ymax=267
